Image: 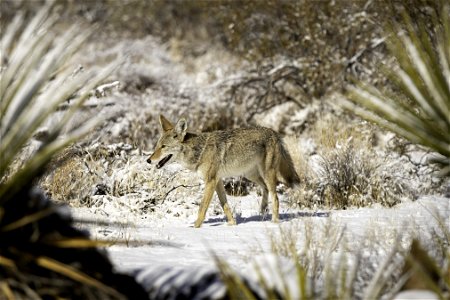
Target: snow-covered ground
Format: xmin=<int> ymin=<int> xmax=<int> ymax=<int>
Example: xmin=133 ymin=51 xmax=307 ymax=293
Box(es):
xmin=72 ymin=193 xmax=449 ymax=272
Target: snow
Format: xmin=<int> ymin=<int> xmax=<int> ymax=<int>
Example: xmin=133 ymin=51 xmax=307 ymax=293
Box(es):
xmin=68 ymin=191 xmax=449 ymax=299
xmin=393 ymin=290 xmax=439 ymax=300
xmin=71 ymin=194 xmax=449 ymax=272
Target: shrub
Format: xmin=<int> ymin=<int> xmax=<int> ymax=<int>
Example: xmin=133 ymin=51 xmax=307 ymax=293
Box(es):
xmin=317 ymin=143 xmax=378 ymax=208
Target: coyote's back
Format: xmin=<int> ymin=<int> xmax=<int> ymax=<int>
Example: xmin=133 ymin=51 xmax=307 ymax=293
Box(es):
xmin=148 ymin=115 xmax=300 ymax=227
xmin=194 ymin=127 xmax=299 ymax=184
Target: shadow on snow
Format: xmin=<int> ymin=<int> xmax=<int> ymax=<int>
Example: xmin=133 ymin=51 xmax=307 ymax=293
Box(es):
xmin=202 ymin=211 xmax=330 ymax=226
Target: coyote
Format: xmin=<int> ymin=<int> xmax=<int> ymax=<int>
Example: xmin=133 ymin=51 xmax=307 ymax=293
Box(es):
xmin=147 ymin=115 xmax=300 ymax=228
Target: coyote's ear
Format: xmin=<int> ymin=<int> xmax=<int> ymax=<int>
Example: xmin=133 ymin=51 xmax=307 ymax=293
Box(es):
xmin=159 ymin=114 xmax=173 ymax=132
xmin=175 ymin=118 xmax=187 ymax=140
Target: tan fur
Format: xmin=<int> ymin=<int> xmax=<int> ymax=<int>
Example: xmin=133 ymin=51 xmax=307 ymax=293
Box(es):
xmin=148 ymin=115 xmax=300 ymax=228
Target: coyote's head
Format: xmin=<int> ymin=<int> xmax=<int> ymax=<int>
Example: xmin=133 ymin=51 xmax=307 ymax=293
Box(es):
xmin=147 ymin=115 xmax=187 ymax=169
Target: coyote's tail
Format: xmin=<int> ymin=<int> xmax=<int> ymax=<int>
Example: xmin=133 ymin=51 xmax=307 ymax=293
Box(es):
xmin=278 ymin=141 xmax=301 ymax=188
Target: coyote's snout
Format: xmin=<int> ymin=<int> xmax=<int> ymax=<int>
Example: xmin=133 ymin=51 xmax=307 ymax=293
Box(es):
xmin=146 ymin=154 xmax=172 ymax=168
xmin=148 ymin=115 xmax=300 ymax=228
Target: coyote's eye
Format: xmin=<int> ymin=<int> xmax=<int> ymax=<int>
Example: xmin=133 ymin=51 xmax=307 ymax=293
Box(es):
xmin=161 ymin=145 xmax=166 ymax=149
xmin=173 ymin=134 xmax=178 ymax=138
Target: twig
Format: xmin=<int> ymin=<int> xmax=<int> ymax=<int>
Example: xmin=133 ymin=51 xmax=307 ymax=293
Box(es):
xmin=162 ymin=184 xmax=201 ymax=204
xmin=226 ymin=62 xmax=309 ymax=121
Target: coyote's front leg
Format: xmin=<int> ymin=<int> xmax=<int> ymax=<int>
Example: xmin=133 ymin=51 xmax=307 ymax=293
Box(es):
xmin=194 ymin=179 xmax=217 ymax=228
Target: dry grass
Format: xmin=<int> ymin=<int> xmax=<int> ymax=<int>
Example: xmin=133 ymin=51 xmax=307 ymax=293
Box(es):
xmin=40 ymin=148 xmax=105 ymax=206
xmin=217 ymin=212 xmax=449 ymax=299
xmin=47 ymin=155 xmax=89 ymax=203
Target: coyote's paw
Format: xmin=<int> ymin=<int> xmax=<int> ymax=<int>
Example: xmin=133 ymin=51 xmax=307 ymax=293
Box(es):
xmin=227 ymin=219 xmax=237 ymax=226
xmin=194 ymin=219 xmax=203 ymax=228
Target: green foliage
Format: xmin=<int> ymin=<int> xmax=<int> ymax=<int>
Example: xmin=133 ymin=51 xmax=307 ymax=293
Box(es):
xmin=344 ymin=2 xmax=450 ymax=175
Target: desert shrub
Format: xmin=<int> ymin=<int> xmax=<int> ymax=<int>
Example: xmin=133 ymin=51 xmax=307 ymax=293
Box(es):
xmin=208 ymin=0 xmax=387 ymax=122
xmin=214 ymin=0 xmax=442 ymax=123
xmin=286 ymin=116 xmax=417 ymax=209
xmin=42 ymin=143 xmax=140 ymax=202
xmin=316 ymin=142 xmax=407 ymax=209
xmin=208 ymin=1 xmax=423 ymax=123
xmin=317 ymin=143 xmax=376 ymax=208
xmin=0 ymin=1 xmax=404 ymax=122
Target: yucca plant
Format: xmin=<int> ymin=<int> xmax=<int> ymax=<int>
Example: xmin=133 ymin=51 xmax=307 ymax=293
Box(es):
xmin=0 ymin=4 xmax=116 ymax=200
xmin=343 ymin=2 xmax=450 ymax=175
xmin=0 ymin=4 xmax=147 ymax=299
